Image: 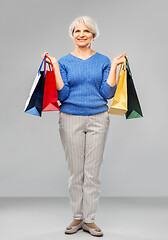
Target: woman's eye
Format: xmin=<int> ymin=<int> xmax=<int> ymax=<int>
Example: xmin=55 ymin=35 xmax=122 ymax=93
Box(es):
xmin=75 ymin=30 xmax=89 ymax=33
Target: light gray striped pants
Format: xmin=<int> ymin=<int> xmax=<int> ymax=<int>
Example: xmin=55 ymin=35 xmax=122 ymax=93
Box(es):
xmin=58 ymin=111 xmax=110 ymax=223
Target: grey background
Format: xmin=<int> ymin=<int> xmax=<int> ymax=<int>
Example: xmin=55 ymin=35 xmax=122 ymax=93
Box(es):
xmin=0 ymin=0 xmax=167 ymax=197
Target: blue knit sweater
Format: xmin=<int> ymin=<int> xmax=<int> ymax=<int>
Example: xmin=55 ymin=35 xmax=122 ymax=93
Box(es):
xmin=57 ymin=52 xmax=117 ymax=116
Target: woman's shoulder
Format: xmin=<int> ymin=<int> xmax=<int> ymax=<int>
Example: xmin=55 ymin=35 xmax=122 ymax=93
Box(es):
xmin=98 ymin=52 xmax=111 ymax=61
xmin=97 ymin=52 xmax=111 ymax=66
xmin=57 ymin=54 xmax=72 ymax=70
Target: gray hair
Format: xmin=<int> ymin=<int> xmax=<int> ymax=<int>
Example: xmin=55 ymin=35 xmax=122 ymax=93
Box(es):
xmin=69 ymin=16 xmax=99 ymax=40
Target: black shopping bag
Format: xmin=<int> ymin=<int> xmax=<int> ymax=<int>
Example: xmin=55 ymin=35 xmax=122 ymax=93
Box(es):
xmin=125 ymin=56 xmax=143 ymax=119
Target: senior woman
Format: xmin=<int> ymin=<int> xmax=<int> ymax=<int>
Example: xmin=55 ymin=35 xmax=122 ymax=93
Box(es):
xmin=42 ymin=16 xmax=128 ymax=237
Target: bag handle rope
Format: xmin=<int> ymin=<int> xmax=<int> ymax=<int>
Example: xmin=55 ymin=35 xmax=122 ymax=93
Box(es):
xmin=45 ymin=56 xmax=54 ymax=74
xmin=116 ymin=56 xmax=127 ymax=84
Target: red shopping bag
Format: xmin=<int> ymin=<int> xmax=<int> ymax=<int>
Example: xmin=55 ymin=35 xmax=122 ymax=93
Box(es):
xmin=42 ymin=56 xmax=60 ymax=111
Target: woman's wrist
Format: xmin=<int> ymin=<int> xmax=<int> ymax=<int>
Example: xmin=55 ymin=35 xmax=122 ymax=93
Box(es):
xmin=52 ymin=60 xmax=58 ymax=69
xmin=111 ymin=61 xmax=117 ymax=70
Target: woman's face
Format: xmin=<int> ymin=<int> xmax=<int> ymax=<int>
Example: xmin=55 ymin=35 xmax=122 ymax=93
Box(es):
xmin=72 ymin=22 xmax=94 ymax=48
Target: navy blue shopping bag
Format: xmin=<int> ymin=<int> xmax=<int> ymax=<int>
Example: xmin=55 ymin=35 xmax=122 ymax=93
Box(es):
xmin=24 ymin=56 xmax=47 ymax=117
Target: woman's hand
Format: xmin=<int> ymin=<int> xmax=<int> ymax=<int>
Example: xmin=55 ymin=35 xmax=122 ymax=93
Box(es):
xmin=106 ymin=52 xmax=128 ymax=87
xmin=111 ymin=52 xmax=128 ymax=69
xmin=41 ymin=52 xmax=58 ymax=66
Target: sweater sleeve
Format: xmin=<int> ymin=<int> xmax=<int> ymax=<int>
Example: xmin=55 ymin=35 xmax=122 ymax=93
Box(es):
xmin=57 ymin=61 xmax=70 ymax=102
xmin=99 ymin=57 xmax=117 ymax=99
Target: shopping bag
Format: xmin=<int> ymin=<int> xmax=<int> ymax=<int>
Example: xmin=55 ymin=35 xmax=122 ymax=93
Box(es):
xmin=108 ymin=56 xmax=127 ymax=115
xmin=125 ymin=57 xmax=143 ymax=119
xmin=24 ymin=56 xmax=46 ymax=117
xmin=42 ymin=56 xmax=60 ymax=111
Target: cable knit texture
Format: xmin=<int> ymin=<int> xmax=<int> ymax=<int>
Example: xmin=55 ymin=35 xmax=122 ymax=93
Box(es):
xmin=57 ymin=52 xmax=117 ymax=116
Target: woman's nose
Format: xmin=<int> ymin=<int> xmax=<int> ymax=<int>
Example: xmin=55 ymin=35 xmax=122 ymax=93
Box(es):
xmin=79 ymin=32 xmax=85 ymax=36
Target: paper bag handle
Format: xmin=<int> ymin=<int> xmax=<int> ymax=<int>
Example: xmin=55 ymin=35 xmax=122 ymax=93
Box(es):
xmin=116 ymin=57 xmax=126 ymax=84
xmin=38 ymin=55 xmax=46 ymax=75
xmin=45 ymin=56 xmax=54 ymax=73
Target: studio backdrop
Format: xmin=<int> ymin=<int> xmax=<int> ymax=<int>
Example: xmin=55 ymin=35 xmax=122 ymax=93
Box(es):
xmin=0 ymin=0 xmax=167 ymax=197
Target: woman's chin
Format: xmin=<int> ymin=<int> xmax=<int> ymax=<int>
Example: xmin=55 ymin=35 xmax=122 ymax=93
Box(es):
xmin=76 ymin=43 xmax=91 ymax=48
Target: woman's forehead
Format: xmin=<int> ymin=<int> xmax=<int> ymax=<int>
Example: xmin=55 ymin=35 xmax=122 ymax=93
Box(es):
xmin=74 ymin=22 xmax=89 ymax=30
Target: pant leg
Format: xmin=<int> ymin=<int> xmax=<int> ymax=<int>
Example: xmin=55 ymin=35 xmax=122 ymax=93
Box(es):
xmin=58 ymin=111 xmax=86 ymax=220
xmin=83 ymin=111 xmax=110 ymax=223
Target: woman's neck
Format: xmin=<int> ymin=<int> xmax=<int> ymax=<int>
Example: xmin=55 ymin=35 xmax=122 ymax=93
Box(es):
xmin=72 ymin=47 xmax=96 ymax=57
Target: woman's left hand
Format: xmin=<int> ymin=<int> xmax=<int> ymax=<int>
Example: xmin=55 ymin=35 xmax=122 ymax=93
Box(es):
xmin=111 ymin=52 xmax=128 ymax=68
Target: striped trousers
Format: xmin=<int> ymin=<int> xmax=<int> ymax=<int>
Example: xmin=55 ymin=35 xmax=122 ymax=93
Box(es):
xmin=58 ymin=111 xmax=110 ymax=223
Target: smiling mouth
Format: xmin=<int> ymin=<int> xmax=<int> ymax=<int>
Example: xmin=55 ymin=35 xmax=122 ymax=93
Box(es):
xmin=78 ymin=39 xmax=87 ymax=41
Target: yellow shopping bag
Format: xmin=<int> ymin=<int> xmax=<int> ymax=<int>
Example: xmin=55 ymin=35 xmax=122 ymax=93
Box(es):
xmin=108 ymin=57 xmax=127 ymax=116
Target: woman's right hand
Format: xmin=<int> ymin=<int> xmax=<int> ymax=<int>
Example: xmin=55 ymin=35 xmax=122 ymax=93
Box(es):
xmin=41 ymin=52 xmax=57 ymax=66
